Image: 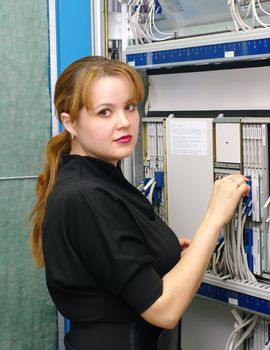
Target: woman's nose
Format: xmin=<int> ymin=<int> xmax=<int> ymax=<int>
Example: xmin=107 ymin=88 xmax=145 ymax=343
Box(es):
xmin=116 ymin=110 xmax=131 ymax=128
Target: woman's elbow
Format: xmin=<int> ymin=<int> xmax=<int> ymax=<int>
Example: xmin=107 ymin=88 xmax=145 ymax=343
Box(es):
xmin=141 ymin=310 xmax=180 ymax=330
xmin=159 ymin=317 xmax=179 ymax=330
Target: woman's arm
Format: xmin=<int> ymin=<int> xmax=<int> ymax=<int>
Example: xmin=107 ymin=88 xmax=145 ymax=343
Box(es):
xmin=141 ymin=175 xmax=250 ymax=329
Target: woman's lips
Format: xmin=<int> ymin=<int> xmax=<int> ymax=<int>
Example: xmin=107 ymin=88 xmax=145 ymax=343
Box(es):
xmin=114 ymin=135 xmax=132 ymax=144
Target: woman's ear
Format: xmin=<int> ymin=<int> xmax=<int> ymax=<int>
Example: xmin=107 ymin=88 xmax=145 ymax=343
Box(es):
xmin=60 ymin=113 xmax=77 ymax=137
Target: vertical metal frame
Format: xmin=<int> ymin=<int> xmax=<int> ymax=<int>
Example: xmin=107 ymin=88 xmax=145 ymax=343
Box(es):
xmin=48 ymin=0 xmax=59 ymax=136
xmin=49 ymin=0 xmax=93 ymax=135
xmin=91 ymin=0 xmax=105 ymax=56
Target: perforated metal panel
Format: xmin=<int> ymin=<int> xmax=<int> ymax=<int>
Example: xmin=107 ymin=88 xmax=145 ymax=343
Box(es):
xmin=0 ymin=0 xmax=56 ymax=349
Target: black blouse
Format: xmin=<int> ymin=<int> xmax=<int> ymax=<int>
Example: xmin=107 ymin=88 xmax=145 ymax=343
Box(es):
xmin=42 ymin=155 xmax=181 ymax=350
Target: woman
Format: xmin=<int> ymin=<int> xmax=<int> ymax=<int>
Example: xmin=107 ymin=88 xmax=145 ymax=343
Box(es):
xmin=29 ymin=56 xmax=249 ymax=350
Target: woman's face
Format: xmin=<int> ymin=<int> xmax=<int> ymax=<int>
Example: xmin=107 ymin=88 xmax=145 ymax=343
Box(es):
xmin=63 ymin=75 xmax=140 ymax=165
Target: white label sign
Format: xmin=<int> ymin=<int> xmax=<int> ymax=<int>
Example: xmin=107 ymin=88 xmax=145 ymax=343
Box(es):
xmin=228 ymin=297 xmax=238 ymax=306
xmin=170 ymin=119 xmax=208 ymax=156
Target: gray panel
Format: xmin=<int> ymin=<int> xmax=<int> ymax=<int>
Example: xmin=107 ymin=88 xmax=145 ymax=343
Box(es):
xmin=166 ymin=118 xmax=213 ymax=239
xmin=148 ymin=67 xmax=270 ymax=112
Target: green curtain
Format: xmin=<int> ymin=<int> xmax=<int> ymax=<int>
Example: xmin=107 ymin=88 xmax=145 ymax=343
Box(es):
xmin=0 ymin=0 xmax=57 ymax=349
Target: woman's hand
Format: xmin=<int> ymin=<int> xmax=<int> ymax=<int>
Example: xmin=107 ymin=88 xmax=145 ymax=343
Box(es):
xmin=179 ymin=237 xmax=191 ymax=258
xmin=205 ymin=174 xmax=250 ymax=229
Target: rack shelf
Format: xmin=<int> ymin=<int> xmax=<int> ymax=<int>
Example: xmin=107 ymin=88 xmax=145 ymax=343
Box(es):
xmin=198 ymin=272 xmax=270 ymax=317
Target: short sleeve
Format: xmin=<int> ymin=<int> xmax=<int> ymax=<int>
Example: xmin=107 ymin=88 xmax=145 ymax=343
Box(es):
xmin=65 ymin=184 xmax=163 ymax=314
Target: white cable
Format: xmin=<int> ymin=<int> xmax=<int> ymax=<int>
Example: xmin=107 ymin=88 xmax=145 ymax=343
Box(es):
xmin=231 ymin=217 xmax=240 ymax=278
xmin=143 ymin=177 xmax=155 ymax=191
xmin=128 ymin=0 xmax=148 ymax=44
xmin=228 ymin=333 xmax=239 ymax=350
xmin=225 ymin=312 xmax=258 ymax=350
xmin=212 ymin=252 xmax=218 ymax=275
xmin=224 ymin=222 xmax=234 ymax=277
xmin=263 ymin=197 xmax=270 ymax=209
xmin=228 ymin=0 xmax=253 ymax=30
xmin=231 ymin=309 xmax=244 ymax=325
xmin=216 ymin=240 xmax=225 ymax=266
xmin=258 ymin=0 xmax=270 ymax=16
xmin=245 ymin=1 xmax=253 ymax=19
xmin=234 ymin=0 xmax=253 ymax=29
xmin=137 ymin=183 xmax=144 ymax=191
xmin=128 ymin=4 xmax=139 ymax=45
xmin=251 ymin=0 xmax=270 ymax=27
xmin=133 ymin=2 xmax=149 ymax=44
xmin=228 ymin=0 xmax=240 ymax=30
xmin=227 ymin=223 xmax=234 ymax=277
xmin=236 ymin=202 xmax=246 ymax=280
xmin=149 ymin=0 xmax=174 ymax=39
xmin=141 ymin=3 xmax=152 ymax=37
xmin=127 ymin=0 xmax=177 ymax=43
xmin=230 ymin=0 xmax=247 ymax=30
xmin=241 ymin=216 xmax=257 ymax=282
xmin=211 ymin=195 xmax=257 ymax=283
xmin=145 ymin=12 xmax=171 ymax=42
xmin=132 ymin=0 xmax=151 ymax=43
xmin=239 ymin=212 xmax=252 ymax=281
xmin=233 ymin=314 xmax=259 ymax=349
xmin=147 ymin=180 xmax=156 ymax=204
xmin=219 ymin=254 xmax=225 ymax=272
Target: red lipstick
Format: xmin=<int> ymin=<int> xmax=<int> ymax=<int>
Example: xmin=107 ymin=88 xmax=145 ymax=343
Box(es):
xmin=115 ymin=135 xmax=132 ymax=144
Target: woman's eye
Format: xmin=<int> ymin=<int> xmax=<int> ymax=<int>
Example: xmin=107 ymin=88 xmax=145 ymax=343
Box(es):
xmin=126 ymin=103 xmax=137 ymax=112
xmin=98 ymin=109 xmax=111 ymax=117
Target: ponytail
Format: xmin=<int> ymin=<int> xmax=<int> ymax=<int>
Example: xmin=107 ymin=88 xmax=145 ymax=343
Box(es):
xmin=29 ymin=55 xmax=145 ymax=267
xmin=29 ymin=130 xmax=71 ymax=267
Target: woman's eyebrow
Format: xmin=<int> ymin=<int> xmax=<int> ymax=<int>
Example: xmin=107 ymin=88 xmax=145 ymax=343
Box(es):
xmin=91 ymin=103 xmax=114 ymax=111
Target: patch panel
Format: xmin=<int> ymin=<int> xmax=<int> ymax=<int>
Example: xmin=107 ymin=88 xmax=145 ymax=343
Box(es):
xmin=164 ymin=116 xmax=270 ymax=320
xmin=211 ymin=120 xmax=270 ymax=281
xmin=125 ymin=29 xmax=270 ymax=68
xmin=204 ymin=118 xmax=270 ymax=326
xmin=139 ymin=118 xmax=167 ymax=222
xmin=199 ymin=271 xmax=270 ymax=317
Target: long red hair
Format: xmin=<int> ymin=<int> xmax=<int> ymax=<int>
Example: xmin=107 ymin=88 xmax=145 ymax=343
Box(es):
xmin=29 ymin=56 xmax=145 ymax=266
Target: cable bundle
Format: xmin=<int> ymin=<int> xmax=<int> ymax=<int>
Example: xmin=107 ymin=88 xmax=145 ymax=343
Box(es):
xmin=225 ymin=309 xmax=259 ymax=350
xmin=228 ymin=0 xmax=270 ymax=30
xmin=119 ymin=0 xmax=176 ymax=44
xmin=228 ymin=0 xmax=253 ymax=30
xmin=211 ymin=198 xmax=257 ymax=283
xmin=137 ymin=177 xmax=157 ymax=204
xmin=250 ymin=0 xmax=270 ymax=27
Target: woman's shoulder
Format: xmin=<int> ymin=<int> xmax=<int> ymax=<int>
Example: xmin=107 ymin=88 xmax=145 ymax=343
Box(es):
xmin=51 ymin=161 xmax=115 ymax=208
xmin=54 ymin=154 xmax=152 ymax=215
